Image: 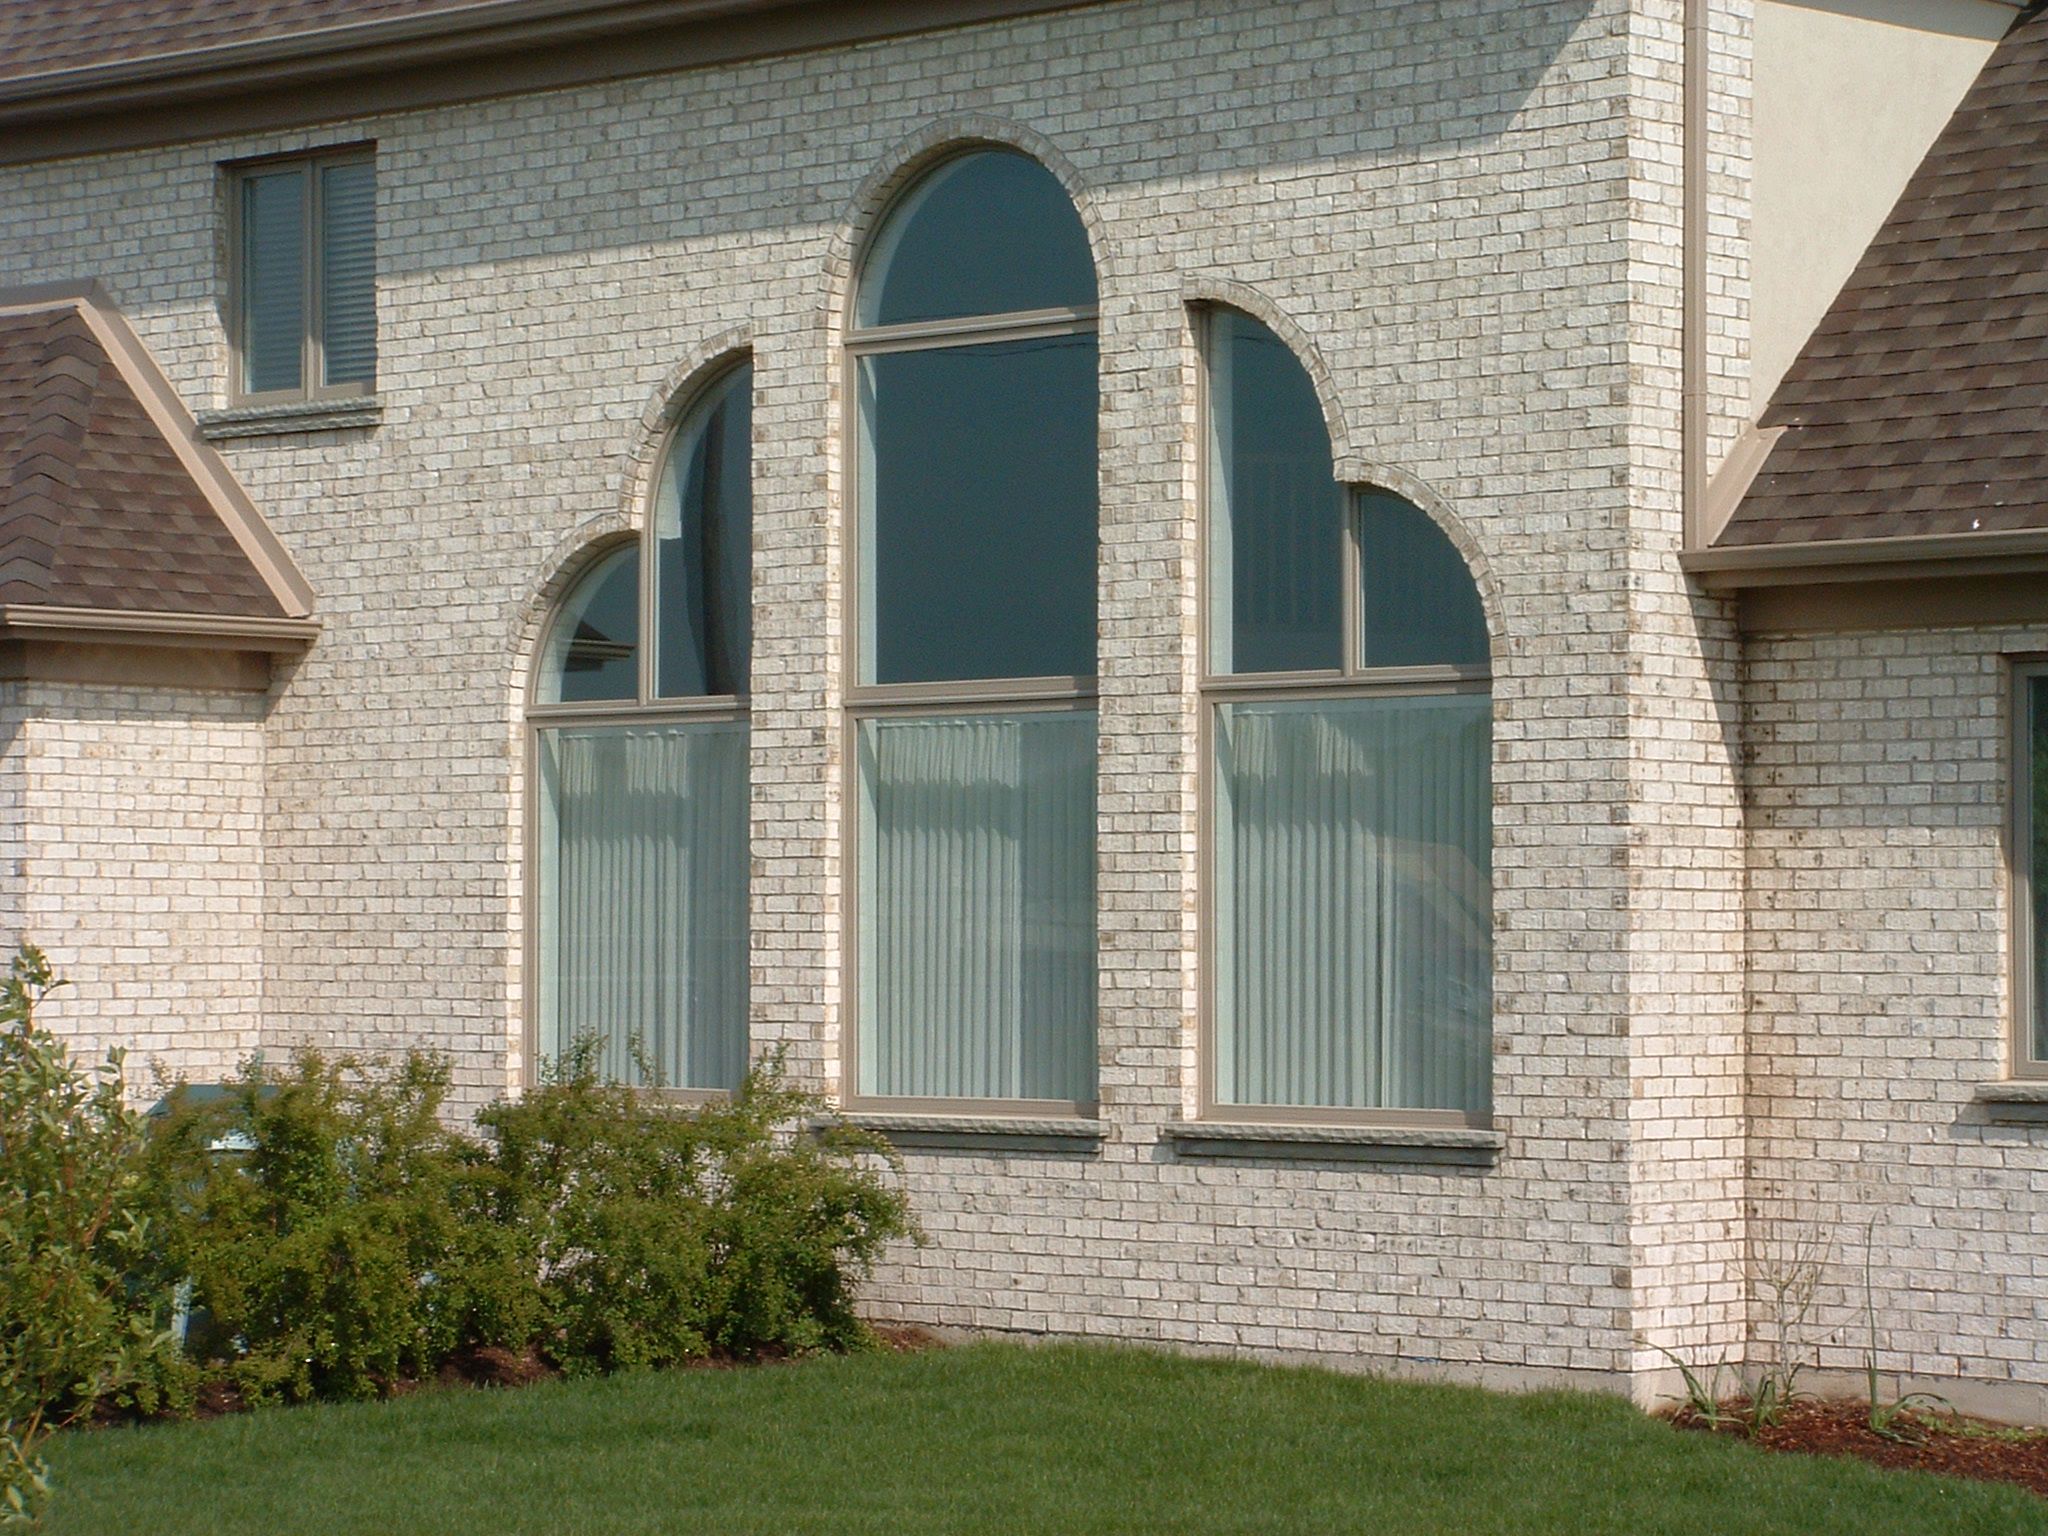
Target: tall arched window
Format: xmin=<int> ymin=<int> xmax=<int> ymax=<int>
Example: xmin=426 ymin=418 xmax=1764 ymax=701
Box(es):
xmin=849 ymin=148 xmax=1099 ymax=1112
xmin=1201 ymin=309 xmax=1493 ymax=1124
xmin=530 ymin=361 xmax=753 ymax=1092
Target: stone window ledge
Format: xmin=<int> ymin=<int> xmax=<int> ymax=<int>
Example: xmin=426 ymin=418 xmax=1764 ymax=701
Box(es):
xmin=1972 ymin=1082 xmax=2048 ymax=1125
xmin=1161 ymin=1120 xmax=1502 ymax=1167
xmin=197 ymin=396 xmax=383 ymax=439
xmin=834 ymin=1113 xmax=1108 ymax=1153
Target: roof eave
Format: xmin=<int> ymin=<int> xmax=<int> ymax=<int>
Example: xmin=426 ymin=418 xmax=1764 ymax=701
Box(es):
xmin=1681 ymin=526 xmax=2048 ymax=591
xmin=0 ymin=0 xmax=777 ymax=121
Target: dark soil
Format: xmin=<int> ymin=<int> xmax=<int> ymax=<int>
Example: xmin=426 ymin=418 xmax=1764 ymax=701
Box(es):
xmin=433 ymin=1344 xmax=556 ymax=1391
xmin=1673 ymin=1399 xmax=2048 ymax=1498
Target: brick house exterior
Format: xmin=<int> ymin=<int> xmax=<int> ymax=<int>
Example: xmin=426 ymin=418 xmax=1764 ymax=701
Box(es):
xmin=1 ymin=0 xmax=2043 ymax=1417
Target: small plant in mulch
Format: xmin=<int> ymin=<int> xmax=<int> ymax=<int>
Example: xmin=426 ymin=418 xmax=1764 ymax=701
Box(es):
xmin=1670 ymin=1398 xmax=2048 ymax=1500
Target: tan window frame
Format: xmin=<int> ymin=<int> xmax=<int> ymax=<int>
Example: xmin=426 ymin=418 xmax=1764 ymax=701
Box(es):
xmin=522 ymin=361 xmax=754 ymax=1099
xmin=224 ymin=144 xmax=376 ymax=407
xmin=840 ymin=298 xmax=1102 ymax=1119
xmin=2010 ymin=660 xmax=2048 ymax=1079
xmin=1193 ymin=304 xmax=1494 ymax=1131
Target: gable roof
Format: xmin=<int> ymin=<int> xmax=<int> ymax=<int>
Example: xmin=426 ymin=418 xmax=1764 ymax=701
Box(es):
xmin=1714 ymin=5 xmax=2048 ymax=556
xmin=0 ymin=283 xmax=317 ymax=645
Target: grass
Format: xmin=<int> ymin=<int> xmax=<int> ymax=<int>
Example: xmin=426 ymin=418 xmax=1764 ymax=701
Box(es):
xmin=41 ymin=1342 xmax=2048 ymax=1536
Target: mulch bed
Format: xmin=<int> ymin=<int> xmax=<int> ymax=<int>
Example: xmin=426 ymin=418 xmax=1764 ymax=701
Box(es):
xmin=1672 ymin=1400 xmax=2048 ymax=1498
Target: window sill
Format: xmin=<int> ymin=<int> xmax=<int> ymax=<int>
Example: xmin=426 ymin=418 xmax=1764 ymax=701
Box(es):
xmin=835 ymin=1113 xmax=1108 ymax=1153
xmin=198 ymin=396 xmax=382 ymax=439
xmin=1161 ymin=1120 xmax=1502 ymax=1167
xmin=1972 ymin=1082 xmax=2048 ymax=1125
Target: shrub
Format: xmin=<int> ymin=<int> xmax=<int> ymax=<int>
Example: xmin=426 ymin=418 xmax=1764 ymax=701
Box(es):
xmin=476 ymin=1045 xmax=919 ymax=1373
xmin=0 ymin=947 xmax=191 ymax=1523
xmin=139 ymin=1041 xmax=917 ymax=1394
xmin=137 ymin=1051 xmax=542 ymax=1405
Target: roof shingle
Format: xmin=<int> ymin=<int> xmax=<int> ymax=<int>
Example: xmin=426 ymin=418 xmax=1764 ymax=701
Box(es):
xmin=0 ymin=301 xmax=288 ymax=619
xmin=0 ymin=0 xmax=483 ymax=85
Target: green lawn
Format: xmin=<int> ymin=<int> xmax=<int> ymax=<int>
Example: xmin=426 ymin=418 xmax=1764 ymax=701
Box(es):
xmin=41 ymin=1342 xmax=2048 ymax=1535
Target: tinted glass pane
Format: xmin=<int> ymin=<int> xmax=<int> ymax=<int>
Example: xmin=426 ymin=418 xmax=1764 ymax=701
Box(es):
xmin=861 ymin=335 xmax=1097 ymax=684
xmin=858 ymin=710 xmax=1097 ymax=1102
xmin=320 ymin=160 xmax=376 ymax=387
xmin=536 ymin=721 xmax=749 ymax=1091
xmin=858 ymin=150 xmax=1096 ymax=328
xmin=2033 ymin=677 xmax=2048 ymax=1062
xmin=241 ymin=168 xmax=305 ymax=394
xmin=656 ymin=364 xmax=751 ymax=698
xmin=1207 ymin=311 xmax=1342 ymax=675
xmin=539 ymin=546 xmax=638 ymax=703
xmin=1358 ymin=492 xmax=1489 ymax=669
xmin=1213 ymin=694 xmax=1491 ymax=1113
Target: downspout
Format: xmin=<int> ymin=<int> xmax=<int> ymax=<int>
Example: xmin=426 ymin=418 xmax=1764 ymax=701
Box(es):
xmin=1682 ymin=0 xmax=1708 ymax=548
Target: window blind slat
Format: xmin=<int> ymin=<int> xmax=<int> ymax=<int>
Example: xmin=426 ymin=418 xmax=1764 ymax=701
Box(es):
xmin=320 ymin=160 xmax=377 ymax=387
xmin=240 ymin=168 xmax=305 ymax=394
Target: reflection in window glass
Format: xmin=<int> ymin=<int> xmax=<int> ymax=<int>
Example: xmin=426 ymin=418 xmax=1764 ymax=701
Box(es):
xmin=2033 ymin=677 xmax=2048 ymax=1063
xmin=860 ymin=335 xmax=1098 ymax=684
xmin=858 ymin=710 xmax=1097 ymax=1102
xmin=538 ymin=546 xmax=639 ymax=704
xmin=1213 ymin=694 xmax=1492 ymax=1114
xmin=655 ymin=365 xmax=752 ymax=698
xmin=1358 ymin=493 xmax=1490 ymax=669
xmin=857 ymin=150 xmax=1097 ymax=329
xmin=1206 ymin=311 xmax=1342 ymax=676
xmin=536 ymin=722 xmax=749 ymax=1090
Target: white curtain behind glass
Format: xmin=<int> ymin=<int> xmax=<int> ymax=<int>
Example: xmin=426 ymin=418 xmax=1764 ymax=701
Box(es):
xmin=858 ymin=712 xmax=1096 ymax=1102
xmin=1214 ymin=695 xmax=1491 ymax=1114
xmin=537 ymin=723 xmax=748 ymax=1089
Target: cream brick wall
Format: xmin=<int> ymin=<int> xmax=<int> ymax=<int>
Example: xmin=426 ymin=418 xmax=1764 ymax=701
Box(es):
xmin=0 ymin=681 xmax=268 ymax=1090
xmin=1744 ymin=626 xmax=2048 ymax=1415
xmin=4 ymin=0 xmax=1980 ymax=1399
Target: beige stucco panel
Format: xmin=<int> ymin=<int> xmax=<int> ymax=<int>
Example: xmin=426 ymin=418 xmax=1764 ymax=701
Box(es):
xmin=1751 ymin=0 xmax=2008 ymax=414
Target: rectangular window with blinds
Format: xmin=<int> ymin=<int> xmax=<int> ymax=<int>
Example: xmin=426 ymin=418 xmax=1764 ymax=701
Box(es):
xmin=229 ymin=148 xmax=376 ymax=403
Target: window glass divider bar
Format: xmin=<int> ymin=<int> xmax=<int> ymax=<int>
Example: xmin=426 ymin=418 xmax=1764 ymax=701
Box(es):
xmin=1199 ymin=666 xmax=1490 ymax=697
xmin=528 ymin=699 xmax=747 ymax=726
xmin=847 ymin=304 xmax=1098 ymax=352
xmin=847 ymin=676 xmax=1096 ymax=711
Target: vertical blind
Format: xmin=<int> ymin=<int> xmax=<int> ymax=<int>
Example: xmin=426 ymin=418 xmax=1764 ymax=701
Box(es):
xmin=240 ymin=167 xmax=306 ymax=395
xmin=1213 ymin=694 xmax=1492 ymax=1114
xmin=536 ymin=722 xmax=749 ymax=1090
xmin=320 ymin=160 xmax=377 ymax=388
xmin=858 ymin=711 xmax=1097 ymax=1103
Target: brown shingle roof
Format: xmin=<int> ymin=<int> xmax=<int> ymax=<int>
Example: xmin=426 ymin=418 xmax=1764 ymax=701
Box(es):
xmin=0 ymin=291 xmax=308 ymax=622
xmin=1721 ymin=7 xmax=2048 ymax=549
xmin=0 ymin=0 xmax=486 ymax=84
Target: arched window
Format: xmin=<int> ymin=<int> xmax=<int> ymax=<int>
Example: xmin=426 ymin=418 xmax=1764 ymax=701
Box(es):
xmin=848 ymin=148 xmax=1099 ymax=1112
xmin=1202 ymin=308 xmax=1493 ymax=1124
xmin=529 ymin=361 xmax=753 ymax=1092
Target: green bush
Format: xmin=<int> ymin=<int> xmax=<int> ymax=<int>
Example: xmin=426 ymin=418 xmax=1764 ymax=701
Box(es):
xmin=137 ymin=1052 xmax=542 ymax=1405
xmin=477 ymin=1045 xmax=918 ymax=1373
xmin=141 ymin=1041 xmax=917 ymax=1392
xmin=2 ymin=942 xmax=917 ymax=1526
xmin=0 ymin=947 xmax=192 ymax=1524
